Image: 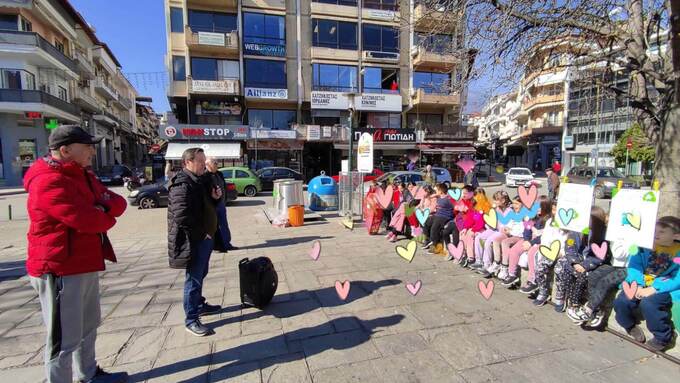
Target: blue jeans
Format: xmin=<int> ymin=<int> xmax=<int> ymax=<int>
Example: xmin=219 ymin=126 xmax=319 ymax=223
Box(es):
xmin=183 ymin=238 xmax=213 ymax=326
xmin=614 ymin=291 xmax=673 ymax=343
xmin=216 ymin=200 xmax=232 ymax=248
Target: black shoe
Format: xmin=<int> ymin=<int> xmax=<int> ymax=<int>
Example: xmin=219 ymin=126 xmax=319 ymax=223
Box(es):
xmin=527 ymin=290 xmax=538 ymax=299
xmin=469 ymin=262 xmax=484 ymax=271
xmin=422 ymin=241 xmax=433 ymax=250
xmin=627 ymin=325 xmax=646 ymax=343
xmin=533 ymin=294 xmax=549 ymax=306
xmin=186 ymin=320 xmax=211 ymax=337
xmin=584 ymin=311 xmax=605 ymax=329
xmin=519 ymin=282 xmax=538 ymax=294
xmin=479 ymin=269 xmax=493 ymax=279
xmin=79 ymin=366 xmax=128 ymax=383
xmin=500 ymin=274 xmax=520 ymax=287
xmin=225 ymin=245 xmax=240 ymax=251
xmin=458 ymin=256 xmax=469 ymax=268
xmin=554 ymin=301 xmax=566 ymax=313
xmin=646 ymin=338 xmax=669 ymax=352
xmin=199 ymin=302 xmax=222 ymax=316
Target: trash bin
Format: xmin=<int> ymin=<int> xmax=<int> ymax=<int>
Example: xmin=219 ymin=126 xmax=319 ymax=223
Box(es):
xmin=272 ymin=179 xmax=294 ymax=210
xmin=308 ymin=171 xmax=338 ymax=211
xmin=288 ymin=205 xmax=304 ymax=227
xmin=278 ymin=180 xmax=304 ymax=213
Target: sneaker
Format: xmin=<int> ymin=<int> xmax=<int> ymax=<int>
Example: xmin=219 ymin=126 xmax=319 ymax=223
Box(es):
xmin=445 ymin=254 xmax=454 ymax=261
xmin=500 ymin=274 xmax=520 ymax=287
xmin=79 ymin=366 xmax=129 ymax=383
xmin=533 ymin=294 xmax=549 ymax=306
xmin=470 ymin=262 xmax=484 ymax=271
xmin=186 ymin=320 xmax=211 ymax=337
xmin=385 ymin=232 xmax=393 ymax=239
xmin=584 ymin=310 xmax=605 ymax=329
xmin=459 ymin=255 xmax=469 ymax=268
xmin=527 ymin=290 xmax=538 ymax=299
xmin=553 ymin=300 xmax=566 ymax=313
xmin=627 ymin=326 xmax=646 ymax=343
xmin=497 ymin=266 xmax=509 ymax=281
xmin=519 ymin=282 xmax=538 ymax=294
xmin=646 ymin=338 xmax=669 ymax=352
xmin=422 ymin=241 xmax=433 ymax=250
xmin=426 ymin=248 xmax=436 ymax=255
xmin=486 ymin=262 xmax=500 ymax=276
xmin=199 ymin=302 xmax=222 ymax=316
xmin=479 ymin=269 xmax=493 ymax=279
xmin=389 ymin=235 xmax=398 ymax=243
xmin=566 ymin=306 xmax=590 ymax=324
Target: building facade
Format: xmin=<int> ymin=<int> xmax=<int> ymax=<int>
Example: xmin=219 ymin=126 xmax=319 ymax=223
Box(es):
xmin=164 ymin=0 xmax=473 ymax=180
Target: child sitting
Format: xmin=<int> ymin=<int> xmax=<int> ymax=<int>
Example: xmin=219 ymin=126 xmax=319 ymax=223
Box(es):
xmin=448 ymin=186 xmax=484 ymax=264
xmin=385 ymin=181 xmax=414 ymax=242
xmin=472 ymin=191 xmax=512 ymax=275
xmin=474 ymin=187 xmax=492 ymax=214
xmin=532 ymin=201 xmax=569 ymax=306
xmin=422 ymin=183 xmax=454 ymax=254
xmin=496 ymin=197 xmax=527 ymax=284
xmin=613 ymin=216 xmax=680 ymax=351
xmin=517 ymin=197 xmax=553 ymax=294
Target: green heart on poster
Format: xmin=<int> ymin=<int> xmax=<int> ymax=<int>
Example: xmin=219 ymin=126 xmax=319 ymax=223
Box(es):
xmin=642 ymin=192 xmax=656 ymax=202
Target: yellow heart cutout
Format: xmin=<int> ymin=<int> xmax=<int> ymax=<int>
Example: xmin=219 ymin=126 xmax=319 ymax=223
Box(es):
xmin=341 ymin=217 xmax=354 ymax=230
xmin=396 ymin=240 xmax=417 ymax=263
xmin=483 ymin=209 xmax=498 ymax=230
xmin=539 ymin=240 xmax=561 ymax=262
xmin=625 ymin=213 xmax=641 ymax=231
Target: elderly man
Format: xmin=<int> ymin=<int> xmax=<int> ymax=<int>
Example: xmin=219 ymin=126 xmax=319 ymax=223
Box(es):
xmin=24 ymin=125 xmax=128 ymax=383
xmin=167 ymin=148 xmax=223 ymax=336
xmin=205 ymin=158 xmax=238 ymax=251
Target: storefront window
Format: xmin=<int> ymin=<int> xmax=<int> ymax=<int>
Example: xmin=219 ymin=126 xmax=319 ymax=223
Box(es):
xmin=363 ymin=0 xmax=398 ymax=11
xmin=243 ymin=12 xmax=285 ymax=46
xmin=414 ymin=71 xmax=450 ymax=94
xmin=312 ymin=63 xmax=357 ymax=92
xmin=189 ymin=10 xmax=237 ymax=33
xmin=312 ymin=0 xmax=357 ymax=5
xmin=312 ymin=19 xmax=357 ymax=50
xmin=362 ymin=24 xmax=398 ymax=53
xmin=361 ymin=112 xmax=400 ymax=129
xmin=362 ymin=67 xmax=399 ymax=94
xmin=244 ymin=59 xmax=286 ymax=88
xmin=248 ymin=109 xmax=296 ymax=130
xmin=191 ymin=58 xmax=239 ymax=80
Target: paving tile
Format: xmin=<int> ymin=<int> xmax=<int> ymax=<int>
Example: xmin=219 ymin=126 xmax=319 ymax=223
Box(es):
xmin=301 ymin=329 xmax=382 ymax=371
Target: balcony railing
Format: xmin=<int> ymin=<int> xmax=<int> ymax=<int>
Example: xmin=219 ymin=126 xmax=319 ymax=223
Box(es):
xmin=522 ymin=93 xmax=564 ymax=110
xmin=412 ymin=88 xmax=460 ymax=105
xmin=118 ymin=94 xmax=133 ymax=109
xmin=74 ymin=50 xmax=95 ymax=78
xmin=73 ymin=87 xmax=100 ymax=112
xmin=420 ymin=125 xmax=473 ymax=141
xmin=185 ymin=27 xmax=239 ymax=50
xmin=94 ymin=78 xmax=118 ymax=100
xmin=0 ymin=31 xmax=77 ymax=73
xmin=0 ymin=88 xmax=79 ymax=116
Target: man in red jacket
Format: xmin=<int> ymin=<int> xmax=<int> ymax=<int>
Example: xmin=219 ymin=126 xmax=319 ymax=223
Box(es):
xmin=24 ymin=125 xmax=128 ymax=383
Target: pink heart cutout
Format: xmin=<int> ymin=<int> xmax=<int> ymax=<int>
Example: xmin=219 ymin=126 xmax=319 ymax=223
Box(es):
xmin=335 ymin=280 xmax=351 ymax=300
xmin=622 ymin=281 xmax=638 ymax=300
xmin=518 ymin=185 xmax=538 ymax=209
xmin=590 ymin=242 xmax=608 ymax=261
xmin=375 ymin=185 xmax=394 ymax=209
xmin=309 ymin=240 xmax=321 ymax=261
xmin=412 ymin=226 xmax=423 ymax=237
xmin=456 ymin=159 xmax=476 ymax=174
xmin=478 ymin=280 xmax=495 ymax=301
xmin=674 ymin=257 xmax=680 ymax=265
xmin=447 ymin=242 xmax=465 ymax=261
xmin=405 ymin=280 xmax=422 ymax=296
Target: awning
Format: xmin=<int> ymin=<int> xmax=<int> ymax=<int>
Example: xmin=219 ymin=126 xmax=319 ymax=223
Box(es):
xmin=418 ymin=146 xmax=476 ymax=154
xmin=165 ymin=142 xmax=241 ymax=159
xmin=505 ymin=137 xmax=528 ymax=147
xmin=333 ymin=143 xmax=416 ymax=151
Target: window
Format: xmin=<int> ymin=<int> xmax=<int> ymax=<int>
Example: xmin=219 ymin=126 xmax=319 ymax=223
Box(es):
xmin=243 ymin=12 xmax=285 ymax=46
xmin=235 ymin=170 xmax=250 ymax=178
xmin=189 ymin=10 xmax=237 ymax=33
xmin=312 ymin=63 xmax=357 ymax=92
xmin=312 ymin=19 xmax=357 ymax=50
xmin=170 ymin=7 xmax=183 ymax=33
xmin=362 ymin=67 xmax=399 ymax=94
xmin=172 ymin=56 xmax=186 ymax=81
xmin=221 ymin=169 xmax=234 ymax=178
xmin=414 ymin=33 xmax=454 ymax=54
xmin=413 ymin=71 xmax=450 ymax=94
xmin=191 ymin=57 xmax=239 ymax=80
xmin=0 ymin=14 xmax=17 ymax=30
xmin=54 ymin=40 xmax=64 ymax=54
xmin=259 ymin=169 xmax=274 ymax=177
xmin=407 ymin=113 xmax=442 ymax=128
xmin=248 ymin=109 xmax=296 ymax=130
xmin=362 ymin=24 xmax=398 ymax=53
xmin=244 ymin=59 xmax=286 ymax=88
xmin=361 ymin=112 xmax=401 ymax=129
xmin=312 ymin=0 xmax=357 ymax=5
xmin=363 ymin=0 xmax=398 ymax=11
xmin=274 ymin=169 xmax=290 ymax=177
xmin=57 ymin=86 xmax=67 ymax=101
xmin=19 ymin=16 xmax=31 ymax=32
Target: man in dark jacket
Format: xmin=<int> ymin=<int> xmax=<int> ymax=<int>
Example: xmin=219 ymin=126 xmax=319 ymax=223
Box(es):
xmin=205 ymin=157 xmax=238 ymax=251
xmin=546 ymin=168 xmax=560 ymax=201
xmin=167 ymin=148 xmax=222 ymax=336
xmin=24 ymin=125 xmax=128 ymax=383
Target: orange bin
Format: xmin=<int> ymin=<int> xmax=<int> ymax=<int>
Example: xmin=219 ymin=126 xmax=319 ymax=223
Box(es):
xmin=288 ymin=205 xmax=305 ymax=227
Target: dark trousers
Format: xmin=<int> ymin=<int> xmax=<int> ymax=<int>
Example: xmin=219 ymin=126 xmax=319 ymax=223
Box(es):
xmin=587 ymin=265 xmax=627 ymax=311
xmin=216 ymin=200 xmax=232 ymax=248
xmin=425 ymin=215 xmax=450 ymax=244
xmin=613 ymin=291 xmax=673 ymax=343
xmin=442 ymin=220 xmax=459 ymax=246
xmin=184 ymin=238 xmax=214 ymax=326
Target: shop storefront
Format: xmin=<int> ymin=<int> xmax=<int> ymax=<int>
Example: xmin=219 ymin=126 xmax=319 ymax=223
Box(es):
xmin=527 ymin=133 xmax=561 ymax=171
xmin=247 ymin=128 xmax=302 ymax=171
xmin=159 ymin=124 xmax=248 ymax=167
xmin=334 ymin=127 xmax=417 ymax=171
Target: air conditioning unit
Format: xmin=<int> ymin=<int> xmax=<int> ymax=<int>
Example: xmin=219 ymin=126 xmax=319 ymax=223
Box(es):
xmin=362 ymin=51 xmax=399 ymax=61
xmin=78 ymin=79 xmax=90 ymax=88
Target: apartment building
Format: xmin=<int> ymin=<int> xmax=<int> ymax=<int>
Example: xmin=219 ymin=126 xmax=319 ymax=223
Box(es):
xmin=0 ymin=0 xmax=148 ymax=186
xmin=164 ymin=0 xmax=471 ymax=179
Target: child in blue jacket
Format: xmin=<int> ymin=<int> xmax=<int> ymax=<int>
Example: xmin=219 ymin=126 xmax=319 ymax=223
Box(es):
xmin=613 ymin=216 xmax=680 ymax=351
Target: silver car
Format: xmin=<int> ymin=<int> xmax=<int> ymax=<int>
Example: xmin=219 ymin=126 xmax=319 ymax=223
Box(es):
xmin=505 ymin=167 xmax=535 ymax=187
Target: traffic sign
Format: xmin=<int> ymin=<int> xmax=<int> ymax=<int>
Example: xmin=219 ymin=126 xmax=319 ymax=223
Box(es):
xmin=626 ymin=137 xmax=633 ymax=149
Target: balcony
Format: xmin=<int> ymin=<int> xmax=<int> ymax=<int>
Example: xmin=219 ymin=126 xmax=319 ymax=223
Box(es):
xmin=362 ymin=50 xmax=399 ymax=64
xmin=310 ymin=2 xmax=358 ymax=18
xmin=413 ymin=2 xmax=461 ymax=32
xmin=526 ymin=121 xmax=563 ymax=135
xmin=187 ymin=0 xmax=237 ymax=9
xmin=0 ymin=88 xmax=79 ymax=118
xmin=424 ymin=127 xmax=474 ymax=141
xmin=94 ymin=78 xmax=118 ymax=100
xmin=74 ymin=50 xmax=95 ymax=79
xmin=522 ymin=93 xmax=564 ymax=111
xmin=412 ymin=88 xmax=460 ymax=106
xmin=293 ymin=124 xmax=345 ymax=141
xmin=185 ymin=27 xmax=239 ymax=56
xmin=412 ymin=46 xmax=460 ymax=71
xmin=188 ymin=77 xmax=240 ymax=95
xmin=73 ymin=87 xmax=100 ymax=113
xmin=0 ymin=31 xmax=77 ymax=75
xmin=117 ymin=94 xmax=133 ymax=110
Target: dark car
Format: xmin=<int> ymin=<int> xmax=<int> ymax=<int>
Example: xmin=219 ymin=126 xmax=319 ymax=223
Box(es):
xmin=566 ymin=166 xmax=640 ymax=199
xmin=127 ymin=181 xmax=238 ymax=209
xmin=96 ymin=165 xmax=133 ymax=185
xmin=256 ymin=167 xmax=304 ymax=191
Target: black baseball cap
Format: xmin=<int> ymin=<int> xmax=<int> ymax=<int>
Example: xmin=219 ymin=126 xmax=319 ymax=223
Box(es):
xmin=48 ymin=125 xmax=102 ymax=149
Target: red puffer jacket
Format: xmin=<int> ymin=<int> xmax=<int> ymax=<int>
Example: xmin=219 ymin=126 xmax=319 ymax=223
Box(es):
xmin=23 ymin=157 xmax=127 ymax=277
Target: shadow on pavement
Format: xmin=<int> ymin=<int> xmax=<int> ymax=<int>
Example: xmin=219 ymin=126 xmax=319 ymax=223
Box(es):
xmin=0 ymin=260 xmax=26 ymax=282
xmin=238 ymin=236 xmax=334 ymax=250
xmin=230 ymin=199 xmax=266 ymax=207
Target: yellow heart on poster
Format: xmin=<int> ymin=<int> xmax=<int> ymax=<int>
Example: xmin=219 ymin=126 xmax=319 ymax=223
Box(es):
xmin=396 ymin=240 xmax=417 ymax=263
xmin=539 ymin=240 xmax=561 ymax=262
xmin=483 ymin=209 xmax=498 ymax=229
xmin=624 ymin=213 xmax=641 ymax=231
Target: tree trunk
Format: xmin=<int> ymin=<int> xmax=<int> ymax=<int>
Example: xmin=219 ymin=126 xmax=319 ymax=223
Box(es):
xmin=655 ymin=105 xmax=680 ymax=218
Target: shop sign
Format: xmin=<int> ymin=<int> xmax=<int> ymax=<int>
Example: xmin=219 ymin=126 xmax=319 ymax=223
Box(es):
xmin=366 ymin=9 xmax=396 ymax=20
xmin=353 ymin=128 xmax=415 ymax=143
xmin=198 ymin=31 xmax=225 ymax=46
xmin=311 ymin=91 xmax=350 ymax=109
xmin=191 ymin=79 xmax=237 ymax=94
xmin=245 ymin=87 xmax=288 ymax=99
xmin=357 ymin=132 xmax=374 ymax=173
xmin=196 ymin=101 xmax=241 ymax=116
xmin=160 ymin=124 xmax=249 ymax=140
xmin=25 ymin=111 xmax=42 ymax=119
xmin=563 ymin=135 xmax=574 ymax=149
xmin=356 ymin=94 xmax=402 ymax=112
xmin=45 ymin=119 xmax=58 ymax=130
xmin=322 ymin=126 xmax=333 ymax=138
xmin=307 ymin=125 xmax=321 ymax=140
xmin=243 ymin=43 xmax=285 ymax=57
xmin=247 ymin=140 xmax=302 ymax=150
xmin=251 ymin=129 xmax=297 ymax=139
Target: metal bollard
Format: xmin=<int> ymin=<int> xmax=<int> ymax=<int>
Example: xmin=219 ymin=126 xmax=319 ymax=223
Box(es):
xmin=8 ymin=204 xmax=12 ymax=221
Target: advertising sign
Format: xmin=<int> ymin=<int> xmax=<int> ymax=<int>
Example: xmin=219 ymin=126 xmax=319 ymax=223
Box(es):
xmin=191 ymin=79 xmax=237 ymax=94
xmin=245 ymin=87 xmax=288 ymax=99
xmin=356 ymin=94 xmax=402 ymax=112
xmin=159 ymin=125 xmax=249 ymax=140
xmin=366 ymin=9 xmax=396 ymax=20
xmin=357 ymin=132 xmax=374 ymax=173
xmin=307 ymin=125 xmax=321 ymax=140
xmin=352 ymin=128 xmax=416 ymax=143
xmin=198 ymin=31 xmax=225 ymax=46
xmin=243 ymin=43 xmax=285 ymax=57
xmin=251 ymin=129 xmax=297 ymax=139
xmin=563 ymin=135 xmax=574 ymax=150
xmin=311 ymin=91 xmax=350 ymax=109
xmin=195 ymin=101 xmax=241 ymax=116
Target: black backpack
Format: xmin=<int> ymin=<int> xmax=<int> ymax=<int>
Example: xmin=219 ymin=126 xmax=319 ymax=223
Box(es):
xmin=239 ymin=257 xmax=278 ymax=309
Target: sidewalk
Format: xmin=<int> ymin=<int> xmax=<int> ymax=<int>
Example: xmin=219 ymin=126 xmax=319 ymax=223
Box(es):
xmin=0 ymin=187 xmax=26 ymax=197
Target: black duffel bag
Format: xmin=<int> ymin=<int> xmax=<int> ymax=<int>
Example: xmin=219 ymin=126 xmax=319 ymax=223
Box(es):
xmin=239 ymin=257 xmax=278 ymax=309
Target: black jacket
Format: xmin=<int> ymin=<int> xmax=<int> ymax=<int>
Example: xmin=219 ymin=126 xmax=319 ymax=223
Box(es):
xmin=206 ymin=171 xmax=227 ymax=204
xmin=167 ymin=169 xmax=214 ymax=269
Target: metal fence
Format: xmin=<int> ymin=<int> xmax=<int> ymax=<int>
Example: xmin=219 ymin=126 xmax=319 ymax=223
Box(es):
xmin=338 ymin=172 xmax=365 ymax=218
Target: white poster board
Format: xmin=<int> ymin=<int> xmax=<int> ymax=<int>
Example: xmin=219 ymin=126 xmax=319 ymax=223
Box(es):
xmin=357 ymin=132 xmax=374 ymax=173
xmin=606 ymin=189 xmax=660 ymax=250
xmin=555 ymin=183 xmax=594 ymax=233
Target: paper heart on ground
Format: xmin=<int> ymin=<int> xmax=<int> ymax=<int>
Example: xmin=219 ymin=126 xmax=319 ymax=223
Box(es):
xmin=447 ymin=188 xmax=462 ymax=201
xmin=415 ymin=208 xmax=430 ymax=226
xmin=335 ymin=280 xmax=351 ymax=300
xmin=456 ymin=159 xmax=476 ymax=174
xmin=622 ymin=281 xmax=638 ymax=300
xmin=478 ymin=280 xmax=495 ymax=301
xmin=405 ymin=280 xmax=422 ymax=296
xmin=396 ymin=240 xmax=417 ymax=263
xmin=309 ymin=240 xmax=321 ymax=261
xmin=558 ymin=208 xmax=575 ymax=227
xmin=518 ymin=185 xmax=538 ymax=209
xmin=341 ymin=217 xmax=354 ymax=230
xmin=590 ymin=242 xmax=608 ymax=261
xmin=539 ymin=240 xmax=561 ymax=262
xmin=447 ymin=242 xmax=465 ymax=261
xmin=375 ymin=185 xmax=394 ymax=209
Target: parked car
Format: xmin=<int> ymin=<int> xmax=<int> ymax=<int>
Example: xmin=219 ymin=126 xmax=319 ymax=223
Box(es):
xmin=96 ymin=165 xmax=133 ymax=185
xmin=127 ymin=181 xmax=238 ymax=209
xmin=566 ymin=166 xmax=640 ymax=199
xmin=220 ymin=167 xmax=262 ymax=197
xmin=256 ymin=167 xmax=304 ymax=191
xmin=504 ymin=167 xmax=535 ymax=187
xmin=363 ymin=171 xmax=425 ymax=194
xmin=331 ymin=168 xmax=384 ymax=183
xmin=421 ymin=167 xmax=452 ymax=186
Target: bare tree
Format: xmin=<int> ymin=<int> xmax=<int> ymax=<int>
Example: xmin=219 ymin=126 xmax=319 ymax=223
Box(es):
xmin=405 ymin=0 xmax=679 ymax=215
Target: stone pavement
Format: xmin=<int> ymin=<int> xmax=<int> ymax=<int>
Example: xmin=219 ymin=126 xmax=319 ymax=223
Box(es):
xmin=0 ymin=191 xmax=679 ymax=382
